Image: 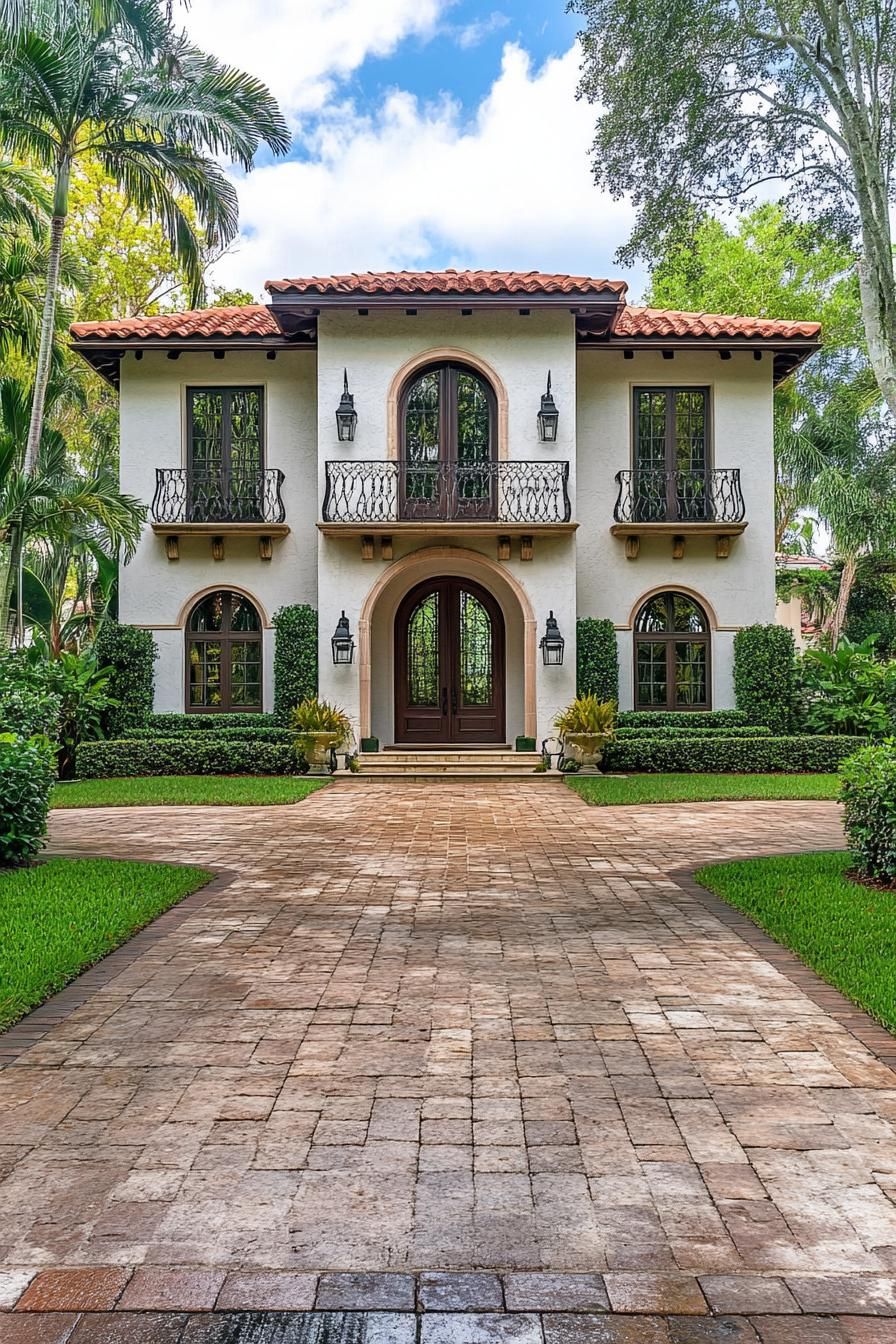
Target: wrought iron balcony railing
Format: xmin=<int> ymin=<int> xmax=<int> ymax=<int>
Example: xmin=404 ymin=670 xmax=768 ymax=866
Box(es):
xmin=323 ymin=460 xmax=571 ymax=525
xmin=613 ymin=469 xmax=745 ymax=525
xmin=151 ymin=468 xmax=286 ymax=525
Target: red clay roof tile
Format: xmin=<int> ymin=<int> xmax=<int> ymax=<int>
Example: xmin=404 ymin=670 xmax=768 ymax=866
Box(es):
xmin=70 ymin=305 xmax=280 ymax=341
xmin=614 ymin=306 xmax=821 ymax=340
xmin=264 ymin=269 xmax=628 ymax=297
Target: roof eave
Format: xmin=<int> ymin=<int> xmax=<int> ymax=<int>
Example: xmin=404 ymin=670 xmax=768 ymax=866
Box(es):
xmin=267 ymin=289 xmax=624 ymax=311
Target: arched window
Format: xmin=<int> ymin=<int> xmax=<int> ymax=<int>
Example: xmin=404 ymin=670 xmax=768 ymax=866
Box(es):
xmin=186 ymin=590 xmax=262 ymax=712
xmin=634 ymin=592 xmax=710 ymax=710
xmin=400 ymin=362 xmax=496 ymax=520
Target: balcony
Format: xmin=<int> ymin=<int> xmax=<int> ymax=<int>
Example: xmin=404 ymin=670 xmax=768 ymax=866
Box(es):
xmin=611 ymin=468 xmax=747 ymax=559
xmin=320 ymin=460 xmax=574 ymax=558
xmin=150 ymin=468 xmax=289 ymax=561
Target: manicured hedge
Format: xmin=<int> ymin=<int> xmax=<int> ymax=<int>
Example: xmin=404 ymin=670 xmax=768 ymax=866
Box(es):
xmin=603 ymin=734 xmax=866 ymax=774
xmin=0 ymin=735 xmax=55 ymax=866
xmin=734 ymin=624 xmax=798 ymax=733
xmin=128 ymin=725 xmax=292 ymax=743
xmin=76 ymin=737 xmax=299 ymax=778
xmin=614 ymin=725 xmax=772 ymax=740
xmin=577 ymin=618 xmax=618 ymax=704
xmin=94 ymin=622 xmax=157 ymax=738
xmin=616 ymin=709 xmax=748 ymax=730
xmin=147 ymin=712 xmax=279 ymax=733
xmin=273 ymin=604 xmax=318 ymax=723
xmin=841 ymin=742 xmax=896 ymax=881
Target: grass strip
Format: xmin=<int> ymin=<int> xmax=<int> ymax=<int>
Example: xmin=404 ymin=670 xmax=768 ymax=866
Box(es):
xmin=568 ymin=772 xmax=841 ymax=806
xmin=52 ymin=776 xmax=329 ymax=808
xmin=696 ymin=850 xmax=896 ymax=1033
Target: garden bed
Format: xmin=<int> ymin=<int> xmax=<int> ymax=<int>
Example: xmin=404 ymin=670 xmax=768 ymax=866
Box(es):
xmin=567 ymin=773 xmax=842 ymax=806
xmin=0 ymin=858 xmax=212 ymax=1031
xmin=52 ymin=776 xmax=329 ymax=808
xmin=696 ymin=851 xmax=896 ymax=1033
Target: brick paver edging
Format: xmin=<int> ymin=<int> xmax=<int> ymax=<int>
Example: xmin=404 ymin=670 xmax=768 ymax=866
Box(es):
xmin=0 ymin=863 xmax=236 ymax=1068
xmin=670 ymin=864 xmax=896 ymax=1071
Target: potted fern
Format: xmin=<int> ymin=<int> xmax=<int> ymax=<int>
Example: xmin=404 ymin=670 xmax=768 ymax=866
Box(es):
xmin=554 ymin=694 xmax=616 ymax=769
xmin=290 ymin=698 xmax=352 ymax=774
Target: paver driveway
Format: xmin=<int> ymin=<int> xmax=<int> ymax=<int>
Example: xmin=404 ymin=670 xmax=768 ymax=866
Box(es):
xmin=5 ymin=780 xmax=896 ymax=1330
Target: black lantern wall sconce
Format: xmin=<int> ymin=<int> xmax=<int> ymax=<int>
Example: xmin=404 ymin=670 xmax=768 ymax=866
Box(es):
xmin=331 ymin=611 xmax=355 ymax=664
xmin=335 ymin=369 xmax=358 ymax=442
xmin=540 ymin=611 xmax=565 ymax=665
xmin=537 ymin=371 xmax=559 ymax=442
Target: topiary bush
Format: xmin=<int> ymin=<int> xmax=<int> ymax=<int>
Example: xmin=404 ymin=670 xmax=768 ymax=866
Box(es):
xmin=841 ymin=741 xmax=896 ymax=881
xmin=94 ymin=622 xmax=157 ymax=738
xmin=0 ymin=733 xmax=55 ymax=866
xmin=614 ymin=724 xmax=772 ymax=740
xmin=734 ymin=624 xmax=799 ymax=734
xmin=128 ymin=725 xmax=291 ymax=743
xmin=273 ymin=604 xmax=318 ymax=724
xmin=76 ymin=737 xmax=299 ymax=779
xmin=0 ymin=652 xmax=60 ymax=739
xmin=576 ymin=618 xmax=619 ymax=703
xmin=603 ymin=734 xmax=865 ymax=774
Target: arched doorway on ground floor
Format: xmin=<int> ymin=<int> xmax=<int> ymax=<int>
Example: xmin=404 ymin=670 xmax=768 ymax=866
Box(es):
xmin=358 ymin=545 xmax=536 ymax=747
xmin=394 ymin=576 xmax=505 ymax=744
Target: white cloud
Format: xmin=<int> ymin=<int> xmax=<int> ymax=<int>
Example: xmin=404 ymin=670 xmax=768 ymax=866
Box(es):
xmin=455 ymin=11 xmax=510 ymax=48
xmin=183 ymin=0 xmax=451 ymax=115
xmin=210 ymin=42 xmax=637 ymax=296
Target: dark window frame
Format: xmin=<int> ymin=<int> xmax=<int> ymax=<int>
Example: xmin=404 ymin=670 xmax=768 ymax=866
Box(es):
xmin=398 ymin=361 xmax=498 ymax=520
xmin=399 ymin=362 xmax=497 ymax=468
xmin=186 ymin=386 xmax=266 ymax=472
xmin=185 ymin=589 xmax=263 ymax=714
xmin=633 ymin=590 xmax=712 ymax=712
xmin=632 ymin=386 xmax=712 ymax=522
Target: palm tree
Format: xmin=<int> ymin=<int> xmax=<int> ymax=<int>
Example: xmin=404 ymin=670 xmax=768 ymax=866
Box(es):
xmin=0 ymin=376 xmax=144 ymax=645
xmin=0 ymin=0 xmax=289 ymax=478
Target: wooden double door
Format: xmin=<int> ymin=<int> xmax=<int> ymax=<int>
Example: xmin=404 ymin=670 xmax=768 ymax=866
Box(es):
xmin=395 ymin=578 xmax=505 ymax=744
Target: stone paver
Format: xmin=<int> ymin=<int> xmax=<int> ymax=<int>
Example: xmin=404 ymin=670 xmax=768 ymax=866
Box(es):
xmin=3 ymin=782 xmax=896 ymax=1322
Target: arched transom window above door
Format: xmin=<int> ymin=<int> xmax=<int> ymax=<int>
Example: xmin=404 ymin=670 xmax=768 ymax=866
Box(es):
xmin=399 ymin=362 xmax=497 ymax=521
xmin=186 ymin=590 xmax=262 ymax=712
xmin=634 ymin=591 xmax=711 ymax=710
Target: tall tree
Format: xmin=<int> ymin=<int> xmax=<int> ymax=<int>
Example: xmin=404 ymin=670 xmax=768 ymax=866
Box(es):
xmin=0 ymin=0 xmax=289 ymax=481
xmin=571 ymin=0 xmax=896 ymax=421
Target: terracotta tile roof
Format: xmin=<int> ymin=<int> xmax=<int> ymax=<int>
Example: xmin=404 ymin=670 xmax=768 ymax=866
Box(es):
xmin=70 ymin=305 xmax=280 ymax=340
xmin=613 ymin=306 xmax=821 ymax=340
xmin=264 ymin=269 xmax=628 ymax=297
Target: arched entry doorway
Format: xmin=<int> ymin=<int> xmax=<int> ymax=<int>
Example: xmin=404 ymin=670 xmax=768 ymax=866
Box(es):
xmin=394 ymin=577 xmax=505 ymax=744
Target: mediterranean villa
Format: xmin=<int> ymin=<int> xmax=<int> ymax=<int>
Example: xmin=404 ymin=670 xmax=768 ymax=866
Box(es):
xmin=70 ymin=270 xmax=820 ymax=753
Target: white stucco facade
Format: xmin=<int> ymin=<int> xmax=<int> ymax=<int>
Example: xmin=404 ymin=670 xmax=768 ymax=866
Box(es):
xmin=91 ymin=271 xmax=811 ymax=746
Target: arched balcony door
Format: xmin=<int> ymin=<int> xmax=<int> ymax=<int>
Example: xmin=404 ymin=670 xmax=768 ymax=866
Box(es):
xmin=399 ymin=362 xmax=497 ymax=521
xmin=395 ymin=577 xmax=505 ymax=744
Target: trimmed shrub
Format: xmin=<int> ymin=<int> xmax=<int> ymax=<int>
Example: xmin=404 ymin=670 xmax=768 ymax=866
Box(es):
xmin=734 ymin=624 xmax=798 ymax=734
xmin=617 ymin=709 xmax=747 ymax=730
xmin=577 ymin=618 xmax=619 ymax=703
xmin=127 ymin=725 xmax=291 ymax=743
xmin=147 ymin=712 xmax=279 ymax=733
xmin=602 ymin=734 xmax=865 ymax=774
xmin=0 ymin=734 xmax=55 ymax=866
xmin=841 ymin=741 xmax=896 ymax=881
xmin=76 ymin=737 xmax=299 ymax=779
xmin=614 ymin=725 xmax=771 ymax=740
xmin=273 ymin=604 xmax=318 ymax=723
xmin=94 ymin=622 xmax=157 ymax=738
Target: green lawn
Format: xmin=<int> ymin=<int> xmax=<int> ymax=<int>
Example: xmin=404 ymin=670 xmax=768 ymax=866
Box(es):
xmin=52 ymin=776 xmax=330 ymax=808
xmin=567 ymin=773 xmax=842 ymax=806
xmin=0 ymin=858 xmax=212 ymax=1031
xmin=696 ymin=851 xmax=896 ymax=1032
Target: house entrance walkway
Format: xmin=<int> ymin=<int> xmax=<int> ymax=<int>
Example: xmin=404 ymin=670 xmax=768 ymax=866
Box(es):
xmin=4 ymin=783 xmax=896 ymax=1340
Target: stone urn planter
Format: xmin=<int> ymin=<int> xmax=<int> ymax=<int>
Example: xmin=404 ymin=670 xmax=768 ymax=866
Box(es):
xmin=299 ymin=730 xmax=343 ymax=774
xmin=562 ymin=732 xmax=606 ymax=769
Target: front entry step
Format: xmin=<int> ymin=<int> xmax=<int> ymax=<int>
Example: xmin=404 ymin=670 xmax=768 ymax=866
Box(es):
xmin=355 ymin=749 xmax=545 ymax=778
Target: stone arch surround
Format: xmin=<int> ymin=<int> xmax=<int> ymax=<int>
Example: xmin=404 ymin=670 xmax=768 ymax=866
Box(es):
xmin=358 ymin=545 xmax=536 ymax=742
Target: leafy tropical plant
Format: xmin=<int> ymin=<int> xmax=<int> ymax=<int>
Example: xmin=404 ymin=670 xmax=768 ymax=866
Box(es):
xmin=7 ymin=641 xmax=114 ymax=776
xmin=290 ymin=698 xmax=352 ymax=742
xmin=799 ymin=637 xmax=896 ymax=737
xmin=554 ymin=695 xmax=616 ymax=740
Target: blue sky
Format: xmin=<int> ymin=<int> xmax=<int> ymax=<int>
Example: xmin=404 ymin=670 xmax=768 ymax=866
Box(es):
xmin=182 ymin=0 xmax=640 ymax=297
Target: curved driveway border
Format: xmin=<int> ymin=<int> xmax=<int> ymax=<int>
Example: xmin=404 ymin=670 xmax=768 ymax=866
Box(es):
xmin=3 ymin=784 xmax=896 ymax=1340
